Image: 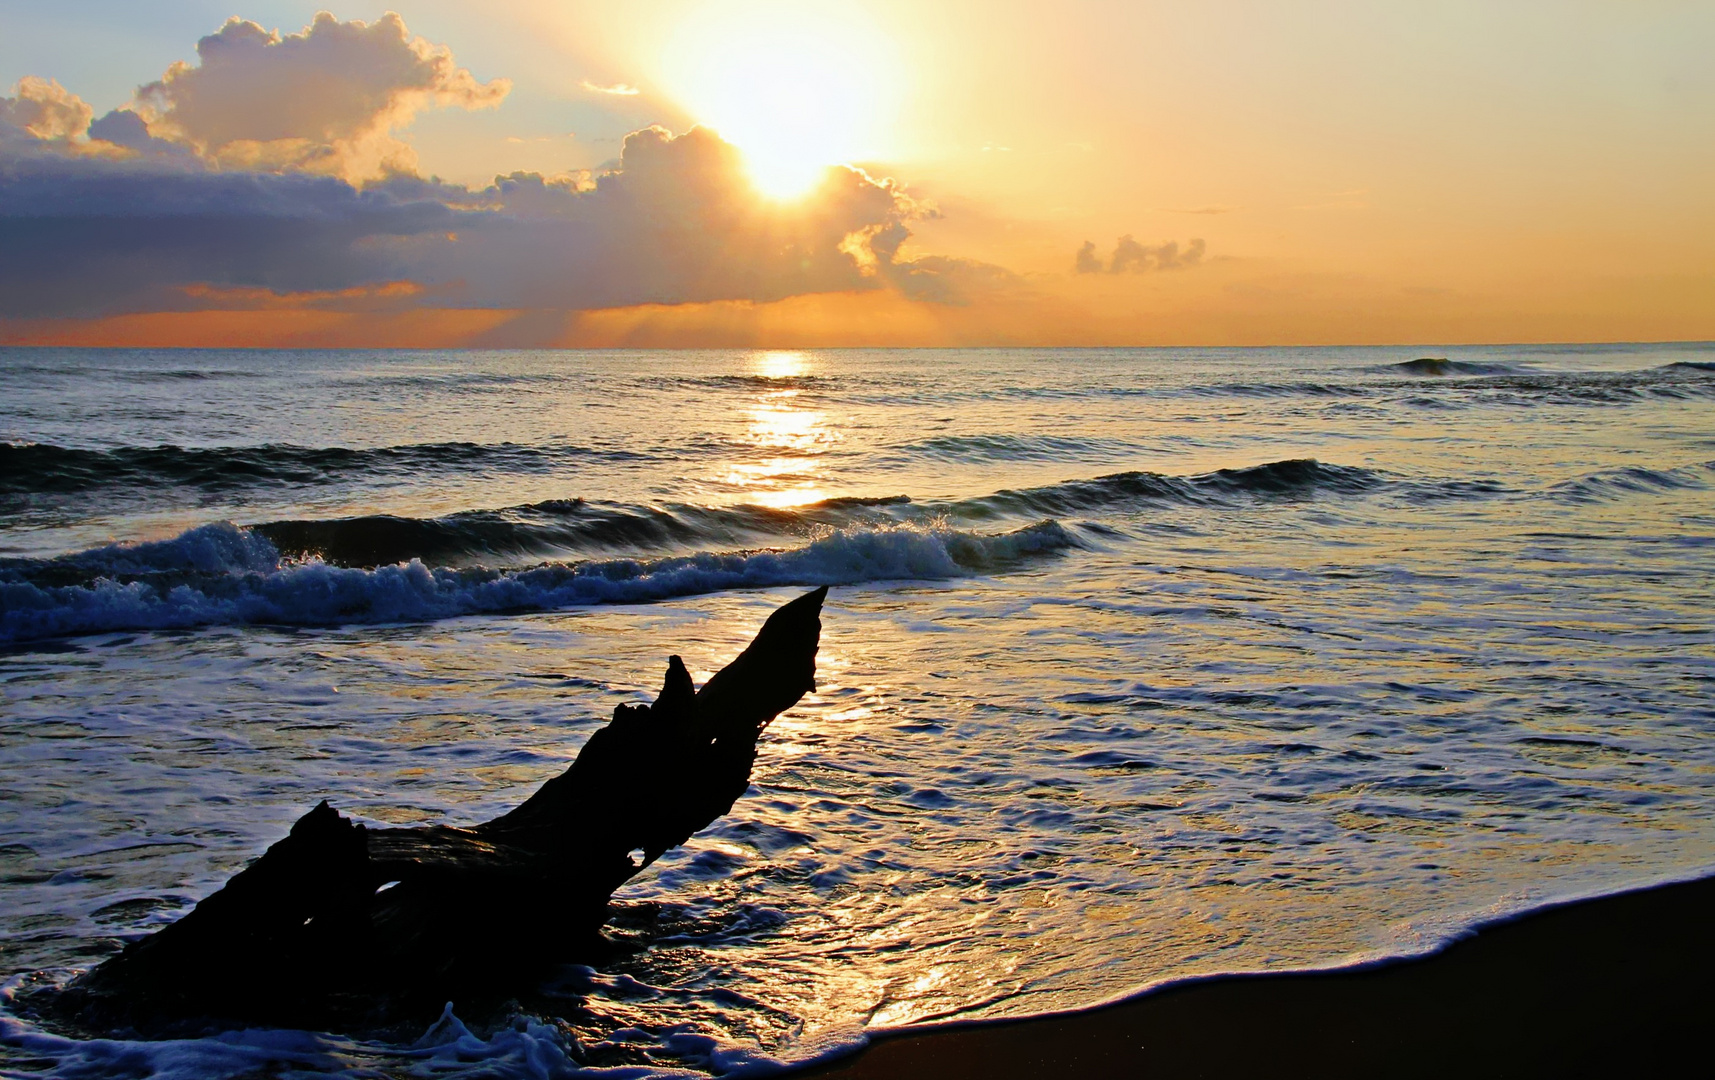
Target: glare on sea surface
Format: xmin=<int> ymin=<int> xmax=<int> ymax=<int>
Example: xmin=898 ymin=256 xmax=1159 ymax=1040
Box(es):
xmin=754 ymin=350 xmax=809 ymax=380
xmin=713 ymin=350 xmax=835 ymax=507
xmin=659 ymin=4 xmax=903 ymax=199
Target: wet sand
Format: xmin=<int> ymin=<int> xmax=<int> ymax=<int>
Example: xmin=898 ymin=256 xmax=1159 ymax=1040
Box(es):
xmin=804 ymin=874 xmax=1715 ymax=1078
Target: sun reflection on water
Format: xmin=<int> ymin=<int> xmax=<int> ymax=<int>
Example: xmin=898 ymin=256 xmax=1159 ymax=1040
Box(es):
xmin=717 ymin=351 xmax=838 ymax=507
xmin=753 ymin=350 xmax=809 ymax=380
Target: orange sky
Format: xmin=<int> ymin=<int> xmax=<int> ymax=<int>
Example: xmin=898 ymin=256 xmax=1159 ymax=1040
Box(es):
xmin=2 ymin=2 xmax=1711 ymax=347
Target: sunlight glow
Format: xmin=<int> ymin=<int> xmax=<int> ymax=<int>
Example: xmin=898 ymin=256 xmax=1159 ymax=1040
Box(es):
xmin=660 ymin=3 xmax=902 ymax=199
xmin=753 ymin=349 xmax=809 ymax=379
xmin=708 ymin=351 xmax=838 ymax=507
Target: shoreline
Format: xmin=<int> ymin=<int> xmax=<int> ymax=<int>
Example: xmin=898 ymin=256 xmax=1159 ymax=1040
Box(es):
xmin=801 ymin=873 xmax=1715 ymax=1077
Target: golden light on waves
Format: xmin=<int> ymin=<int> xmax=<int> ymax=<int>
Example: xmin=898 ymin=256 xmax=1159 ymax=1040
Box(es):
xmin=713 ymin=350 xmax=837 ymax=506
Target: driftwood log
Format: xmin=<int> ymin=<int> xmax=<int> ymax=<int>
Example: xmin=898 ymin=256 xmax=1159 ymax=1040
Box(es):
xmin=58 ymin=586 xmax=827 ymax=1031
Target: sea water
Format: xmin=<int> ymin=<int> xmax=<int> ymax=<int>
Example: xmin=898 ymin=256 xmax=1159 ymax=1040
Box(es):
xmin=2 ymin=345 xmax=1713 ymax=1077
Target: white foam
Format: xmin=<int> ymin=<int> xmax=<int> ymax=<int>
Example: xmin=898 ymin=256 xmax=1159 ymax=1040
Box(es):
xmin=1 ymin=975 xmax=368 ymax=1080
xmin=0 ymin=985 xmax=868 ymax=1080
xmin=0 ymin=520 xmax=1074 ymax=643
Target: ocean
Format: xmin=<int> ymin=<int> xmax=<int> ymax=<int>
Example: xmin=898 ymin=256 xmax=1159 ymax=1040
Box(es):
xmin=3 ymin=344 xmax=1713 ymax=1077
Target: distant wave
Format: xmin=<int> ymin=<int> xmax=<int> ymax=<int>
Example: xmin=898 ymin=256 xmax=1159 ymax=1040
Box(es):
xmin=0 ymin=520 xmax=1076 ymax=643
xmin=882 ymin=433 xmax=1148 ymax=464
xmin=954 ymin=459 xmax=1385 ymax=520
xmin=115 ymin=368 xmax=269 ymax=382
xmin=0 ymin=441 xmax=650 ymax=496
xmin=638 ymin=373 xmax=839 ymax=394
xmin=888 ymin=368 xmax=1715 ymax=413
xmin=1179 ymin=363 xmax=1715 ymax=406
xmin=1544 ymin=461 xmax=1715 ymax=504
xmin=1385 ymin=358 xmax=1521 ymax=376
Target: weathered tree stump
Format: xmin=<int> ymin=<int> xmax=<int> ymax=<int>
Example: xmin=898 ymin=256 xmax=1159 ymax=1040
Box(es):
xmin=57 ymin=586 xmax=827 ymax=1031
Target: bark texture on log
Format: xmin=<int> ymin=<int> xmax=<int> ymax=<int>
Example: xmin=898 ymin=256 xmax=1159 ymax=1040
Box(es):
xmin=61 ymin=587 xmax=827 ymax=1031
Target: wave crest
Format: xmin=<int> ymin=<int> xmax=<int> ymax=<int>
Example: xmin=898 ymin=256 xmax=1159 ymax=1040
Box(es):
xmin=1545 ymin=461 xmax=1715 ymax=504
xmin=1386 ymin=358 xmax=1520 ymax=376
xmin=963 ymin=459 xmax=1384 ymax=519
xmin=7 ymin=457 xmax=1394 ymax=572
xmin=0 ymin=520 xmax=1076 ymax=643
xmin=0 ymin=441 xmax=643 ymax=496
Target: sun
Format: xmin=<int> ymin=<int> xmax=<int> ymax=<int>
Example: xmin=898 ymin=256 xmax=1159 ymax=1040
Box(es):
xmin=660 ymin=3 xmax=902 ymax=199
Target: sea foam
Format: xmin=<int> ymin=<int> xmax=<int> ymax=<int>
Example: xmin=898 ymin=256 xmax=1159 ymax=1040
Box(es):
xmin=0 ymin=519 xmax=1075 ymax=644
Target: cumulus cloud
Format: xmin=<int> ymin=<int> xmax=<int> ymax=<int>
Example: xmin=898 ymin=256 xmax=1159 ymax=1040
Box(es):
xmin=132 ymin=12 xmax=508 ymax=180
xmin=429 ymin=125 xmax=929 ymax=311
xmin=86 ymin=107 xmax=200 ymax=162
xmin=0 ymin=77 xmax=93 ymax=142
xmin=0 ymin=118 xmax=979 ymax=318
xmin=0 ymin=15 xmax=1006 ymax=325
xmin=1076 ymin=235 xmax=1206 ymax=274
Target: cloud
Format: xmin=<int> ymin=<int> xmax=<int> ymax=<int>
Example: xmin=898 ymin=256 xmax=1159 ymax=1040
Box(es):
xmin=0 ymin=152 xmax=466 ymax=317
xmin=408 ymin=126 xmax=993 ymax=311
xmin=178 ymin=280 xmax=434 ymax=311
xmin=86 ymin=108 xmax=197 ymax=160
xmin=581 ymin=80 xmax=641 ymax=96
xmin=0 ymin=77 xmax=92 ymax=143
xmin=858 ymin=221 xmax=1019 ymax=304
xmin=434 ymin=127 xmax=902 ymax=310
xmin=0 ymin=15 xmax=1007 ymax=326
xmin=131 ymin=12 xmax=508 ymax=181
xmin=1075 ymin=235 xmax=1206 ymax=274
xmin=0 ymin=115 xmax=979 ymax=318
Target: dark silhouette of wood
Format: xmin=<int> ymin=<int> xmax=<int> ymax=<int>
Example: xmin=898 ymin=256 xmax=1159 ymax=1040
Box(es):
xmin=57 ymin=586 xmax=827 ymax=1031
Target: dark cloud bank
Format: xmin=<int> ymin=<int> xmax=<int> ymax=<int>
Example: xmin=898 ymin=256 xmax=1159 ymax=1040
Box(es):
xmin=0 ymin=13 xmax=1004 ymax=323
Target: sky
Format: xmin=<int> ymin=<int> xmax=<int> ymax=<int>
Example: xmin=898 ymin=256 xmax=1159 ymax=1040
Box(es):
xmin=1 ymin=1 xmax=1711 ymax=348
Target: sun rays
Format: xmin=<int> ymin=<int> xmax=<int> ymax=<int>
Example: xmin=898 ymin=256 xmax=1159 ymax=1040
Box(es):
xmin=657 ymin=3 xmax=903 ymax=199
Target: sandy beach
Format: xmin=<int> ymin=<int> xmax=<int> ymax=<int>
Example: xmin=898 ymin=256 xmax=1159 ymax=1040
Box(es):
xmin=807 ymin=874 xmax=1715 ymax=1078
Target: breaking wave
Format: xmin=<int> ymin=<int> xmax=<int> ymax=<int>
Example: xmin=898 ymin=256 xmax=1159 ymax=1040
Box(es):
xmin=3 ymin=458 xmax=1403 ymax=573
xmin=248 ymin=496 xmax=913 ymax=567
xmin=0 ymin=520 xmax=1077 ymax=643
xmin=244 ymin=460 xmax=1388 ymax=565
xmin=1 ymin=454 xmax=1616 ymax=642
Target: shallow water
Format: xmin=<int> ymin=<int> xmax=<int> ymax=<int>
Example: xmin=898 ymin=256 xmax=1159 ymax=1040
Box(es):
xmin=3 ymin=344 xmax=1714 ymax=1076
